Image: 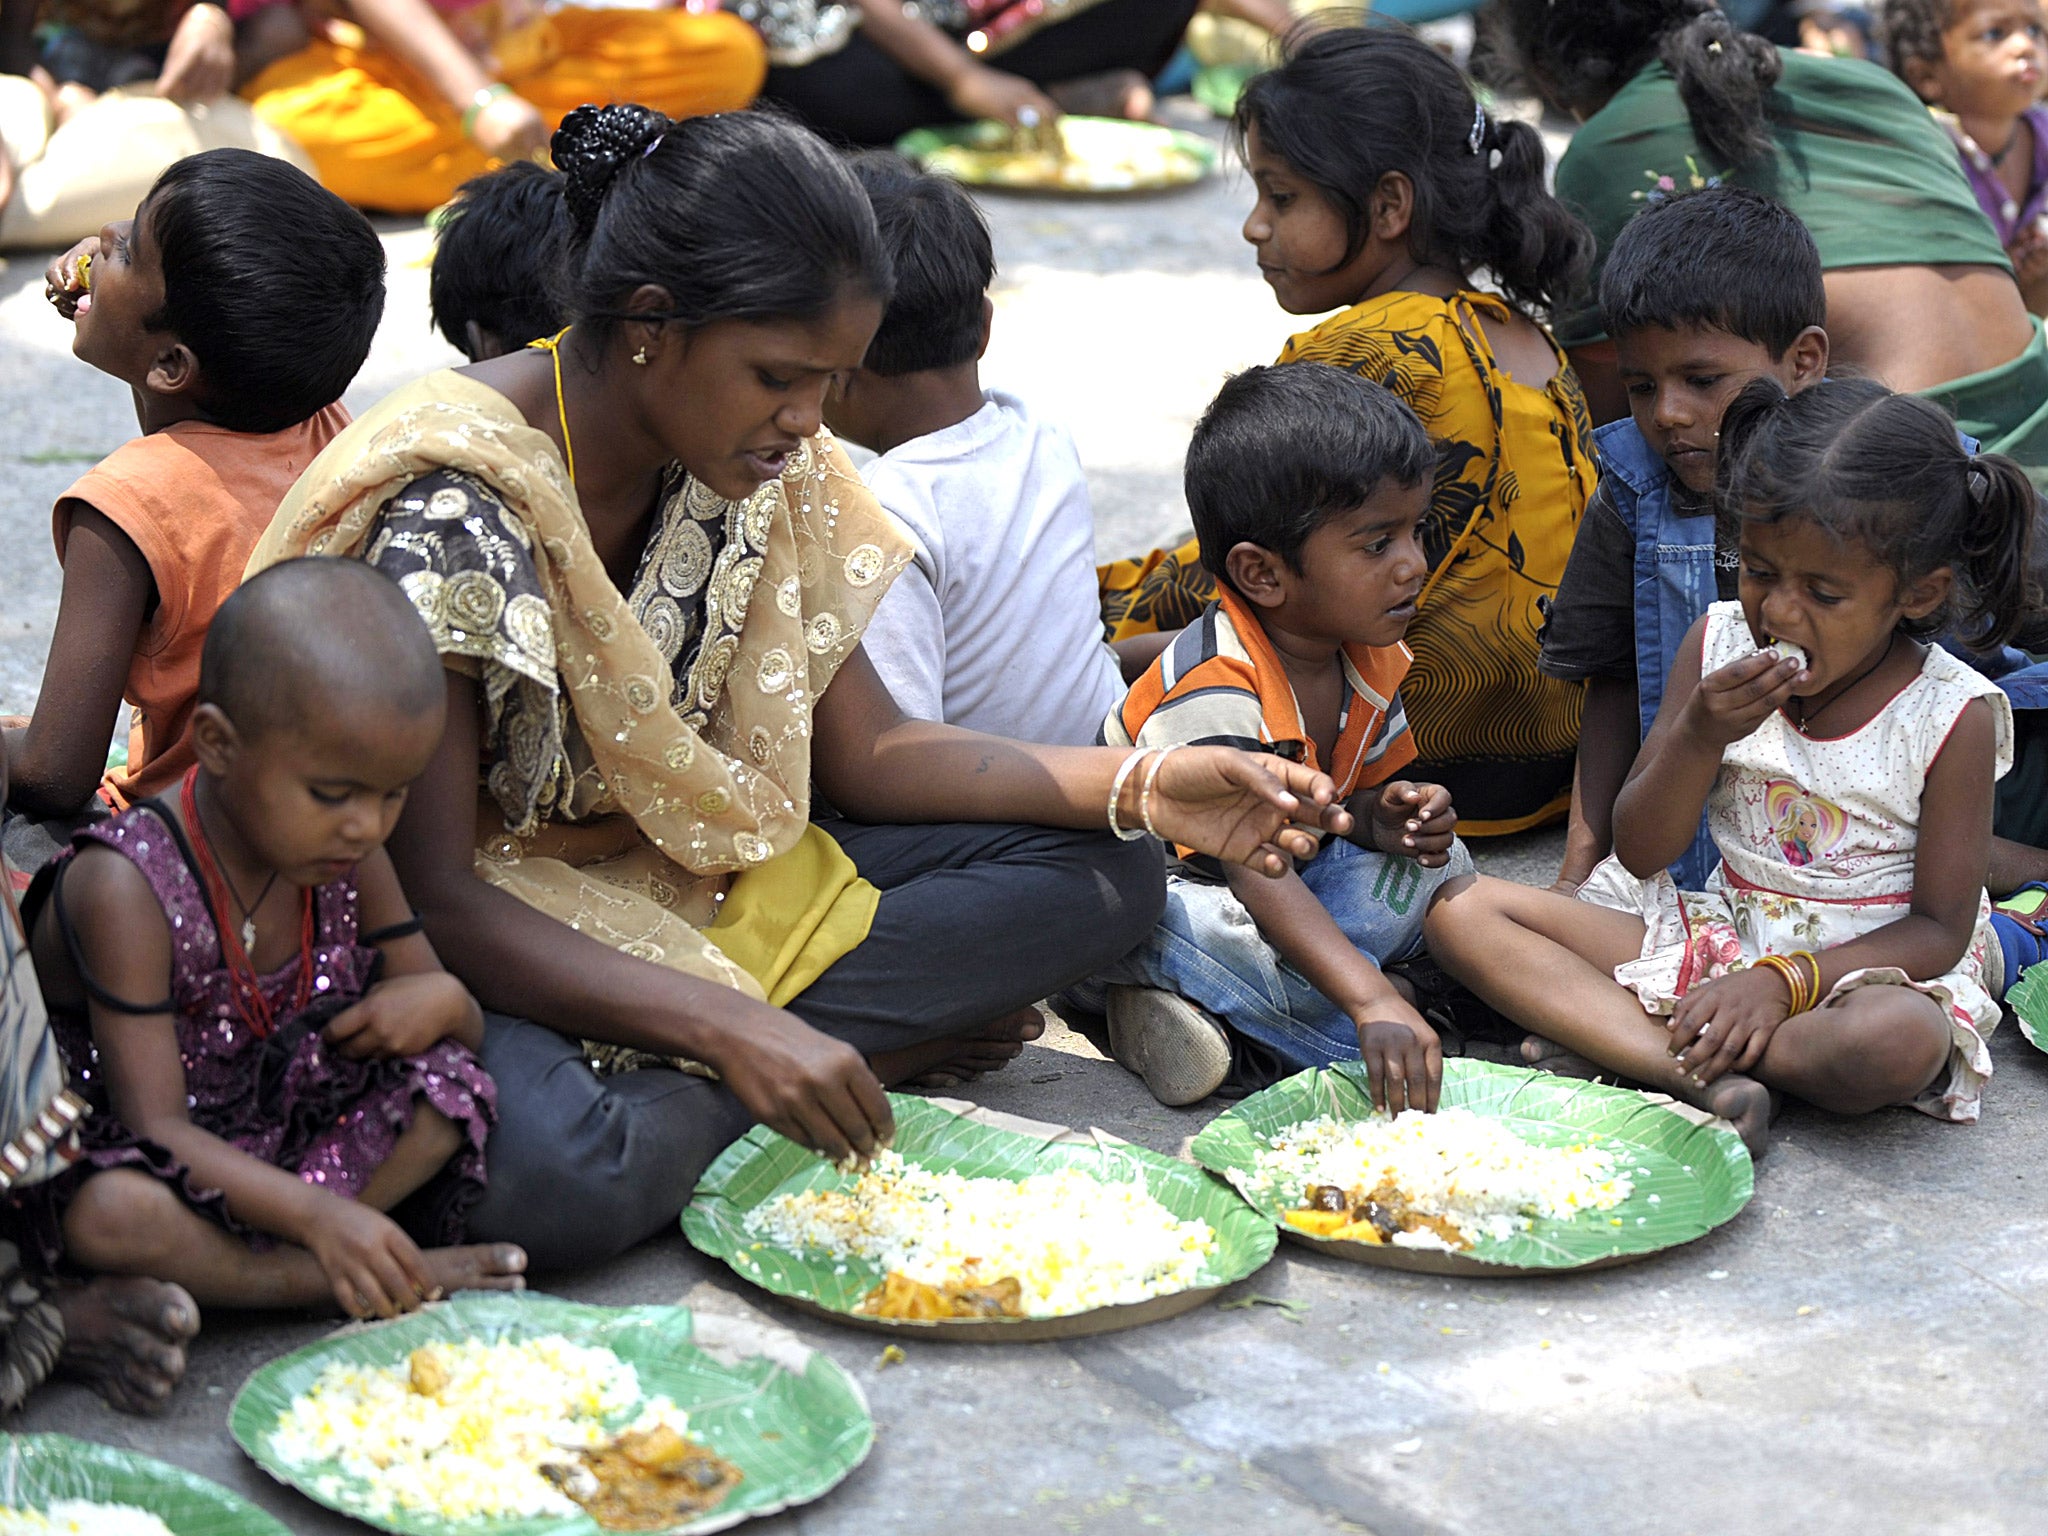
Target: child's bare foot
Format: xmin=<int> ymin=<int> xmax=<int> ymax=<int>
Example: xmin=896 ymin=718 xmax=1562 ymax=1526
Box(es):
xmin=1519 ymin=1032 xmax=1604 ymax=1080
xmin=1680 ymin=1073 xmax=1774 ymax=1159
xmin=52 ymin=1276 xmax=198 ymax=1415
xmin=1047 ymin=68 xmax=1154 ymax=121
xmin=901 ymin=1008 xmax=1046 ymax=1089
xmin=419 ymin=1243 xmax=528 ymax=1297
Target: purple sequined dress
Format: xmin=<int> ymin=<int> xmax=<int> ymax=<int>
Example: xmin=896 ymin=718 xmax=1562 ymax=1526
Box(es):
xmin=14 ymin=804 xmax=494 ymax=1266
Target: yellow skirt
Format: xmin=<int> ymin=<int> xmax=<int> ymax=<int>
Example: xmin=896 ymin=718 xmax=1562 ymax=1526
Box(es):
xmin=241 ymin=7 xmax=767 ymax=213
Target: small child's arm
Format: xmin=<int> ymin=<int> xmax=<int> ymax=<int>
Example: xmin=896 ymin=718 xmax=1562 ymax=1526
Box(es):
xmin=1667 ymin=697 xmax=1996 ymax=1085
xmin=1613 ymin=614 xmax=1802 ymax=877
xmin=318 ymin=847 xmax=484 ymax=1061
xmin=1221 ymin=859 xmax=1441 ymax=1113
xmin=5 ymin=504 xmax=152 ymax=819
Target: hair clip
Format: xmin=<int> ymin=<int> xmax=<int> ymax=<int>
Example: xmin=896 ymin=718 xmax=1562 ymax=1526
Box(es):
xmin=1708 ymin=38 xmax=1723 ymax=53
xmin=642 ymin=132 xmax=666 ymax=159
xmin=1968 ymin=466 xmax=1991 ymax=505
xmin=1467 ymin=102 xmax=1487 ymax=156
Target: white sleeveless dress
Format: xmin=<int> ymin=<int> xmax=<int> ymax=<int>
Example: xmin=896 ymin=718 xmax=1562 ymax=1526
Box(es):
xmin=1580 ymin=602 xmax=2013 ymax=1123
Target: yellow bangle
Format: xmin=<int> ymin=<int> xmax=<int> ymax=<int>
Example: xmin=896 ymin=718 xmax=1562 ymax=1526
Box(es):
xmin=1755 ymin=955 xmax=1804 ymax=1015
xmin=1788 ymin=950 xmax=1820 ymax=1014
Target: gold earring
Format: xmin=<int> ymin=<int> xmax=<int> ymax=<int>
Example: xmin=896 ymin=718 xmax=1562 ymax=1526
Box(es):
xmin=633 ymin=346 xmax=649 ymax=365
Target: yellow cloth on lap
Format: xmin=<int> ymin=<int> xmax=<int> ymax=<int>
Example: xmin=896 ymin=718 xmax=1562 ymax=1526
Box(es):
xmin=240 ymin=7 xmax=766 ymax=213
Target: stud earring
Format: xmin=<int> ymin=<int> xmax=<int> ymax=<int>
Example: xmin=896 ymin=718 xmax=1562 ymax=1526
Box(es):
xmin=633 ymin=346 xmax=649 ymax=365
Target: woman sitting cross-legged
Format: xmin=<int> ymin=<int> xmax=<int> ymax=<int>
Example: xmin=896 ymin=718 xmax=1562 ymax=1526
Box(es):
xmin=248 ymin=103 xmax=1349 ymax=1273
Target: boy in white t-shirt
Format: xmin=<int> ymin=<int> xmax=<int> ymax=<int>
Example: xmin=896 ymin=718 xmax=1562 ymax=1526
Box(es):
xmin=826 ymin=153 xmax=1124 ymax=747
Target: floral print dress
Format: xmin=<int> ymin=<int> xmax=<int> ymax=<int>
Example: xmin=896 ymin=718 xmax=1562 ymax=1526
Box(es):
xmin=1579 ymin=602 xmax=2013 ymax=1123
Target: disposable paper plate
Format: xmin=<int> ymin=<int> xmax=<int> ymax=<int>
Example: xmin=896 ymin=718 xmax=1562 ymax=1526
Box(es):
xmin=894 ymin=116 xmax=1217 ymax=194
xmin=0 ymin=1434 xmax=286 ymax=1535
xmin=2002 ymin=963 xmax=2048 ymax=1053
xmin=229 ymin=1291 xmax=872 ymax=1535
xmin=684 ymin=1096 xmax=1276 ymax=1340
xmin=1190 ymin=1060 xmax=1753 ymax=1276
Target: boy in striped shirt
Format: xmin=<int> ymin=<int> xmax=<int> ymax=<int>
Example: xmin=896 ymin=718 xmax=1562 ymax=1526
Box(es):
xmin=1091 ymin=365 xmax=1469 ymax=1109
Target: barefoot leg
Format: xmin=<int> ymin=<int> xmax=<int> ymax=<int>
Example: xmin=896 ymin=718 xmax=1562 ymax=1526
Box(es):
xmin=357 ymin=1106 xmax=463 ymax=1213
xmin=1754 ymin=985 xmax=1952 ymax=1115
xmin=872 ymin=1007 xmax=1047 ymax=1088
xmin=51 ymin=1276 xmax=198 ymax=1415
xmin=1046 ymin=69 xmax=1154 ymax=120
xmin=62 ymin=1170 xmax=335 ymax=1310
xmin=418 ymin=1243 xmax=527 ymax=1296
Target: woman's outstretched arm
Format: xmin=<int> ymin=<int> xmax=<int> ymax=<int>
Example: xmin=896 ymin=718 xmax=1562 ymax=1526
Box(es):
xmin=384 ymin=672 xmax=895 ymax=1163
xmin=811 ymin=644 xmax=1350 ymax=874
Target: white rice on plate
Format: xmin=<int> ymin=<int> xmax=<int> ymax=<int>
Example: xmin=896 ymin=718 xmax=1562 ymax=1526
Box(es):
xmin=1235 ymin=1107 xmax=1634 ymax=1248
xmin=742 ymin=1150 xmax=1216 ymax=1316
xmin=269 ymin=1334 xmax=688 ymax=1521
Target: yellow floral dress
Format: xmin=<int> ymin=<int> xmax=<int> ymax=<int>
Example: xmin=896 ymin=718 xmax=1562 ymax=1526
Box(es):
xmin=1100 ymin=289 xmax=1595 ymax=835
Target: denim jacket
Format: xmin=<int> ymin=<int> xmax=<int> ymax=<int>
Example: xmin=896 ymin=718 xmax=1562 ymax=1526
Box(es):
xmin=1596 ymin=419 xmax=1721 ymax=888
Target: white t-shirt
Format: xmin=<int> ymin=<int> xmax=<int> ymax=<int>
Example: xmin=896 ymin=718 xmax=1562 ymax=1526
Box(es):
xmin=859 ymin=391 xmax=1124 ymax=747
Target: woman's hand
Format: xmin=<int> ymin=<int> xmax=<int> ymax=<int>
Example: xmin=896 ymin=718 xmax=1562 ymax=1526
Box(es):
xmin=702 ymin=1004 xmax=895 ymax=1165
xmin=1141 ymin=747 xmax=1349 ymax=877
xmin=1366 ymin=781 xmax=1457 ymax=867
xmin=469 ymin=89 xmax=550 ymax=162
xmin=154 ymin=2 xmax=236 ymax=103
xmin=945 ymin=63 xmax=1059 ymax=127
xmin=299 ymin=1195 xmax=439 ymax=1318
xmin=1667 ymin=966 xmax=1792 ymax=1085
xmin=1680 ymin=651 xmax=1802 ymax=752
xmin=323 ymin=972 xmax=484 ymax=1059
xmin=44 ymin=236 xmax=97 ymax=319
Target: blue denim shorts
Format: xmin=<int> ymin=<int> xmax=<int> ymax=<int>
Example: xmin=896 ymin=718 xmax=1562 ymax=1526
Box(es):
xmin=1090 ymin=835 xmax=1473 ymax=1072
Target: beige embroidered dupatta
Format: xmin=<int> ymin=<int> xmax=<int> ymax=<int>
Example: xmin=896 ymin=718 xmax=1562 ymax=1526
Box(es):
xmin=248 ymin=370 xmax=910 ymax=1014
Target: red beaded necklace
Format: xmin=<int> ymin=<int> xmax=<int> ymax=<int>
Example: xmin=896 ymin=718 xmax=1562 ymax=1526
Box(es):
xmin=180 ymin=767 xmax=313 ymax=1038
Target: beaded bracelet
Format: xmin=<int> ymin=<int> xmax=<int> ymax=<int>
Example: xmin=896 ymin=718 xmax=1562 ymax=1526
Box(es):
xmin=1136 ymin=743 xmax=1181 ymax=839
xmin=1106 ymin=748 xmax=1151 ymax=842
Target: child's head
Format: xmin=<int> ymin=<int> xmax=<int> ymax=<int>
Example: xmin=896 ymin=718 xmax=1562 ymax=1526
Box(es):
xmin=821 ymin=152 xmax=994 ymax=452
xmin=192 ymin=559 xmax=446 ymax=887
xmin=1234 ymin=27 xmax=1592 ymax=318
xmin=1718 ymin=376 xmax=2037 ymax=686
xmin=1601 ymin=186 xmax=1829 ymax=495
xmin=430 ymin=161 xmax=568 ymax=362
xmin=73 ymin=149 xmax=385 ymax=433
xmin=1186 ymin=363 xmax=1435 ymax=650
xmin=1884 ymin=0 xmax=2045 ymax=120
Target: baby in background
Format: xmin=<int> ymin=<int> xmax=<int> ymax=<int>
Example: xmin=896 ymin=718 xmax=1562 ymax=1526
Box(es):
xmin=1884 ymin=0 xmax=2048 ymax=314
xmin=1078 ymin=364 xmax=1468 ymax=1111
xmin=17 ymin=559 xmax=525 ymax=1323
xmin=1539 ymin=185 xmax=1830 ymax=894
xmin=3 ymin=148 xmax=382 ymax=859
xmin=823 ymin=152 xmax=1124 ymax=747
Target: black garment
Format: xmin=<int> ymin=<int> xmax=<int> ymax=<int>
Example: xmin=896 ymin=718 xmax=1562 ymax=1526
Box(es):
xmin=761 ymin=0 xmax=1201 ymax=147
xmin=463 ymin=820 xmax=1164 ymax=1271
xmin=1537 ymin=479 xmax=1736 ymax=685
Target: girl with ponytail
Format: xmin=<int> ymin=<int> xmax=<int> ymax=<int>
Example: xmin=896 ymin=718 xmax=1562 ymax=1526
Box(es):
xmin=1428 ymin=377 xmax=2035 ymax=1155
xmin=247 ymin=104 xmax=1351 ymax=1273
xmin=1101 ymin=26 xmax=1599 ymax=837
xmin=1496 ymin=0 xmax=2042 ymax=465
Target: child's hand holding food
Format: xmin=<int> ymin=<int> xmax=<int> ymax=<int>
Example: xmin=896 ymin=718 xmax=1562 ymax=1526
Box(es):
xmin=300 ymin=1194 xmax=441 ymax=1319
xmin=1681 ymin=649 xmax=1803 ymax=751
xmin=1666 ymin=965 xmax=1795 ymax=1085
xmin=1355 ymin=1007 xmax=1442 ymax=1116
xmin=43 ymin=236 xmax=97 ymax=319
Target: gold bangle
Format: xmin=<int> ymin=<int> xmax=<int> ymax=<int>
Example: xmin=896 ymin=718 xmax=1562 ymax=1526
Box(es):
xmin=1755 ymin=955 xmax=1802 ymax=1014
xmin=1789 ymin=950 xmax=1820 ymax=1014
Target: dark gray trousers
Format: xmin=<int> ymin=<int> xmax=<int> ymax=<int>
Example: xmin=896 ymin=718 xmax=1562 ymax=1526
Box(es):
xmin=461 ymin=821 xmax=1164 ymax=1271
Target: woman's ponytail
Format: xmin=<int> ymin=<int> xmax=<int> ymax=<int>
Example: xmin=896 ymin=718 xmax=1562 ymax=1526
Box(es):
xmin=1658 ymin=2 xmax=1780 ymax=169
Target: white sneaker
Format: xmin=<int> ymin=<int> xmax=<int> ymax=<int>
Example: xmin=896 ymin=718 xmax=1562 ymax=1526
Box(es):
xmin=1104 ymin=986 xmax=1232 ymax=1107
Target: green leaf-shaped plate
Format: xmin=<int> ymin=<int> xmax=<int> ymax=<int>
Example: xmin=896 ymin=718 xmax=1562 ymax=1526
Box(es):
xmin=2003 ymin=962 xmax=2048 ymax=1052
xmin=684 ymin=1095 xmax=1276 ymax=1340
xmin=1190 ymin=1060 xmax=1754 ymax=1275
xmin=0 ymin=1434 xmax=287 ymax=1535
xmin=895 ymin=116 xmax=1217 ymax=194
xmin=229 ymin=1291 xmax=872 ymax=1535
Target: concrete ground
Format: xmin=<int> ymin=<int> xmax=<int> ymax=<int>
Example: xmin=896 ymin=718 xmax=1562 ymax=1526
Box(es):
xmin=4 ymin=108 xmax=2047 ymax=1536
